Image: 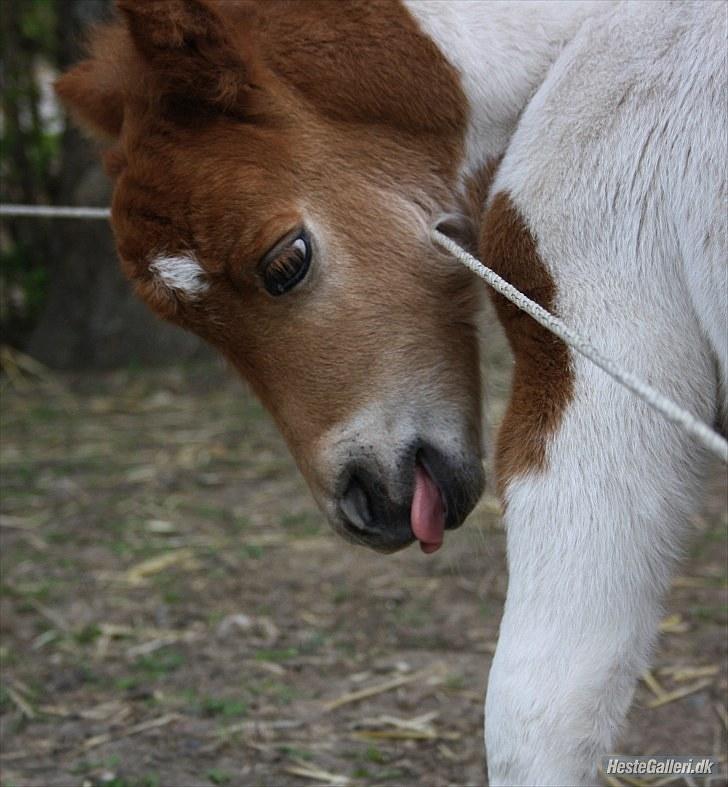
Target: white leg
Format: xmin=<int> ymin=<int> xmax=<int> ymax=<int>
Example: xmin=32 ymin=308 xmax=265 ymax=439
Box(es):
xmin=485 ymin=352 xmax=717 ymax=786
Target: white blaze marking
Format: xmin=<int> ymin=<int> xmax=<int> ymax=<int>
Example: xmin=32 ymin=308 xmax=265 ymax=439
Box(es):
xmin=149 ymin=252 xmax=209 ymax=297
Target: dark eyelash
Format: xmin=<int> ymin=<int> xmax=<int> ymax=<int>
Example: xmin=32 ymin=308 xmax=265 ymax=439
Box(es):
xmin=261 ymin=231 xmax=311 ymax=296
xmin=268 ymin=248 xmax=303 ymax=280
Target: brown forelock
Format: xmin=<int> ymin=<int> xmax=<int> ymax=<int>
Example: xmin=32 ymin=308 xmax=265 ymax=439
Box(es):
xmin=480 ymin=192 xmax=574 ymax=496
xmin=252 ymin=0 xmax=466 ymax=141
xmin=99 ymin=0 xmax=480 ymax=478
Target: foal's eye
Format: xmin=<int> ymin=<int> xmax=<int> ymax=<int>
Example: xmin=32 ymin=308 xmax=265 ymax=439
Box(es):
xmin=260 ymin=231 xmax=311 ymax=296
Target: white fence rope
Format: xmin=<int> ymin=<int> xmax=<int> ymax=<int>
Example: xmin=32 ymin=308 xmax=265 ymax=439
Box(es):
xmin=0 ymin=204 xmax=111 ymax=219
xmin=432 ymin=229 xmax=728 ymax=463
xmin=2 ymin=203 xmax=725 ymax=462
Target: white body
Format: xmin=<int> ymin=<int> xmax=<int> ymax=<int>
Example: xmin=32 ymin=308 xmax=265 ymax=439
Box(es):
xmin=406 ymin=1 xmax=727 ymax=784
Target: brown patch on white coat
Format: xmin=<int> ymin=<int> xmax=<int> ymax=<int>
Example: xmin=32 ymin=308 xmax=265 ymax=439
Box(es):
xmin=480 ymin=191 xmax=574 ymax=496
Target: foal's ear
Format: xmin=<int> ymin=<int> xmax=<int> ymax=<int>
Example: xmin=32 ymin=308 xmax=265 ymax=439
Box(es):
xmin=117 ymin=0 xmax=260 ymax=115
xmin=55 ymin=46 xmax=124 ymax=140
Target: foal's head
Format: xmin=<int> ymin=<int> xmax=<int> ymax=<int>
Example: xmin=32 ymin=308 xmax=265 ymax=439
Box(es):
xmin=58 ymin=0 xmax=485 ymax=553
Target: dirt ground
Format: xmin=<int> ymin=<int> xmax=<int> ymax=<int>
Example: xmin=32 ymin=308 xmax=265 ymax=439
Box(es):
xmin=1 ymin=327 xmax=726 ymax=787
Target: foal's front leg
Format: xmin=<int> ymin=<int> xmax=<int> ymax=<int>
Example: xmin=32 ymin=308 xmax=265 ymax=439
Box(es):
xmin=483 ymin=348 xmax=714 ymax=786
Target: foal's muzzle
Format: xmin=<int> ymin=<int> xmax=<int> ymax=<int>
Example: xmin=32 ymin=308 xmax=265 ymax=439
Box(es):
xmin=335 ymin=442 xmax=484 ymax=553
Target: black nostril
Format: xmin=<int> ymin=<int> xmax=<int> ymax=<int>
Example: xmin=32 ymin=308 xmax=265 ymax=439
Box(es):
xmin=340 ymin=475 xmax=373 ymax=532
xmin=335 ymin=464 xmax=422 ymax=552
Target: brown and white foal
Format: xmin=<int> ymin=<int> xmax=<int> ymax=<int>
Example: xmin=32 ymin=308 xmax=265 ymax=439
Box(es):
xmin=58 ymin=1 xmax=727 ymax=784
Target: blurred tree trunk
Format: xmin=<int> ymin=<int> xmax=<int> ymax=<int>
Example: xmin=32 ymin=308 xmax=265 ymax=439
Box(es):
xmin=25 ymin=0 xmax=209 ymax=368
xmin=1 ymin=0 xmax=56 ymax=345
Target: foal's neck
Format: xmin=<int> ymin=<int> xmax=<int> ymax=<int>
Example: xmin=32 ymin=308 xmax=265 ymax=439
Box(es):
xmin=405 ymin=0 xmax=612 ymax=179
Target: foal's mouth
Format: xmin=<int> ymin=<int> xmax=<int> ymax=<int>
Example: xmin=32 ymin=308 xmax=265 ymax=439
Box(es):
xmin=335 ymin=448 xmax=482 ymax=555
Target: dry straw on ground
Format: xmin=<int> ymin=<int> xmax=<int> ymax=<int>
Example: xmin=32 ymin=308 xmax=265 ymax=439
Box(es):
xmin=1 ymin=336 xmax=725 ymax=786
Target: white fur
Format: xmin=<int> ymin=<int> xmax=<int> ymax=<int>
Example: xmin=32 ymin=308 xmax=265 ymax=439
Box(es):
xmin=407 ymin=1 xmax=727 ymax=784
xmin=149 ymin=252 xmax=209 ymax=297
xmin=404 ymin=0 xmax=615 ymax=183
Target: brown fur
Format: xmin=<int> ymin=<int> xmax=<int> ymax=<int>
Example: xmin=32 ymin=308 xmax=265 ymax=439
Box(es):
xmin=446 ymin=157 xmax=502 ymax=251
xmin=480 ymin=192 xmax=574 ymax=494
xmin=55 ymin=0 xmax=483 ymax=494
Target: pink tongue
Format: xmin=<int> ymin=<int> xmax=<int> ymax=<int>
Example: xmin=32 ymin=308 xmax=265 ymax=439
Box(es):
xmin=411 ymin=464 xmax=445 ymax=554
